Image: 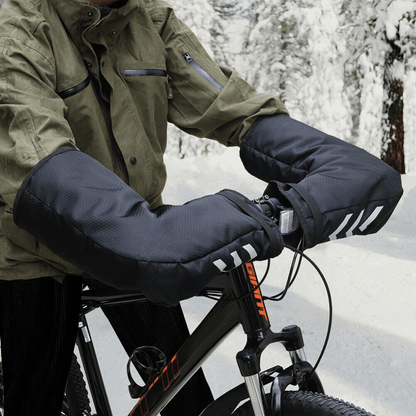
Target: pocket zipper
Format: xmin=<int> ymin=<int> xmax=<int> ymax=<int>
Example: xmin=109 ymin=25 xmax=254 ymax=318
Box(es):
xmin=183 ymin=53 xmax=224 ymax=92
xmin=124 ymin=69 xmax=168 ymax=77
xmin=57 ymin=76 xmax=91 ymax=99
xmin=125 ymin=69 xmax=173 ymax=99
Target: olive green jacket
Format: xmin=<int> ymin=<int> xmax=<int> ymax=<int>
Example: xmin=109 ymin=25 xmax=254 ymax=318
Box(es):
xmin=0 ymin=0 xmax=287 ymax=280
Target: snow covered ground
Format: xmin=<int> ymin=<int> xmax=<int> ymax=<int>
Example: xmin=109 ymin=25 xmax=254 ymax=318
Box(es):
xmin=87 ymin=148 xmax=416 ymax=416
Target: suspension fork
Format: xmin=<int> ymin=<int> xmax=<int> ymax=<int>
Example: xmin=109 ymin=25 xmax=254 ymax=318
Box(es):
xmin=228 ymin=263 xmax=309 ymax=416
xmin=228 ymin=263 xmax=270 ymax=416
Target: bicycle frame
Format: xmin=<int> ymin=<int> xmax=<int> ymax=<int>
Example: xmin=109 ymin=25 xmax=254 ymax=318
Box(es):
xmin=76 ymin=262 xmax=324 ymax=416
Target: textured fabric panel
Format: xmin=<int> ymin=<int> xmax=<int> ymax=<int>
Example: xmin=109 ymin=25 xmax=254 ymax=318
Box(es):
xmin=240 ymin=114 xmax=403 ymax=248
xmin=13 ymin=148 xmax=283 ymax=305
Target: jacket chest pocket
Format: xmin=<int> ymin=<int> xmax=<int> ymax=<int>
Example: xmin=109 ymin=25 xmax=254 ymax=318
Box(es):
xmin=125 ymin=68 xmax=173 ymax=98
xmin=124 ymin=67 xmax=172 ymax=146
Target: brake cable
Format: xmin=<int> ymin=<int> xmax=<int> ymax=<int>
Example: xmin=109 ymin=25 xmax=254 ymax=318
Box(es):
xmin=279 ymin=244 xmax=333 ymax=388
xmin=264 ymin=238 xmax=304 ymax=302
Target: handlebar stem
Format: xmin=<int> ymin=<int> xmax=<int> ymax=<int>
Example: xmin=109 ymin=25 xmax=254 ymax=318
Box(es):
xmin=253 ymin=195 xmax=300 ymax=235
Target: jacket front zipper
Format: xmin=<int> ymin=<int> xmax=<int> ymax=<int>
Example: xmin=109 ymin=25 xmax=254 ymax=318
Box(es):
xmin=183 ymin=53 xmax=224 ymax=92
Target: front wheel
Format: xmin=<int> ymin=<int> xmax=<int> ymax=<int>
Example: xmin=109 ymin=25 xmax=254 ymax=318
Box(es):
xmin=232 ymin=391 xmax=375 ymax=416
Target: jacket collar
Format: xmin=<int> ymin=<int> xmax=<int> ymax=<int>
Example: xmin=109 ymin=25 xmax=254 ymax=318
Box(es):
xmin=51 ymin=0 xmax=142 ymax=47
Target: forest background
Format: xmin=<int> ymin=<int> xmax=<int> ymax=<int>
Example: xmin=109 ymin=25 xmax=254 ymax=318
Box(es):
xmin=1 ymin=0 xmax=414 ymax=173
xmin=165 ymin=0 xmax=416 ymax=174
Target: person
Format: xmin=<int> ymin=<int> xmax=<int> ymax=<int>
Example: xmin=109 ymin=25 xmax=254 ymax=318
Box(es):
xmin=0 ymin=0 xmax=403 ymax=415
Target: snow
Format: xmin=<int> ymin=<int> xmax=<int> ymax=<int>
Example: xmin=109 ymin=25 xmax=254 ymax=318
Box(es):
xmin=85 ymin=149 xmax=416 ymax=416
xmin=385 ymin=1 xmax=416 ymax=41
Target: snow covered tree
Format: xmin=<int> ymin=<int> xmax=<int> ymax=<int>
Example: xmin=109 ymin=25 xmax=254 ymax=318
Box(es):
xmin=207 ymin=0 xmax=242 ymax=67
xmin=380 ymin=4 xmax=416 ymax=173
xmin=242 ymin=0 xmax=352 ymax=141
xmin=342 ymin=0 xmax=416 ymax=173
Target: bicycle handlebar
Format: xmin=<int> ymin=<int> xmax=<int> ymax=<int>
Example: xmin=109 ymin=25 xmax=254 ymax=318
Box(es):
xmin=253 ymin=195 xmax=300 ymax=235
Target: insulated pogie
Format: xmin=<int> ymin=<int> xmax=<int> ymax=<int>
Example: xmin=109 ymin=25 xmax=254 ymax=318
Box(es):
xmin=13 ymin=148 xmax=283 ymax=305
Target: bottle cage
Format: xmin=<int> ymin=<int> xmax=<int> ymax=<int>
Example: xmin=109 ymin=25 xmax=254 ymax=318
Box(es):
xmin=127 ymin=346 xmax=167 ymax=399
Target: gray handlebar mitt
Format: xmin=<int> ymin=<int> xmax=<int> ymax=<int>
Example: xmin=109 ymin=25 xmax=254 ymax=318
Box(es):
xmin=240 ymin=114 xmax=403 ymax=249
xmin=13 ymin=147 xmax=283 ymax=306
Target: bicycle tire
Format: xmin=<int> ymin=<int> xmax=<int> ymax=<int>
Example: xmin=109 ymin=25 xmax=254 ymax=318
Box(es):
xmin=232 ymin=391 xmax=375 ymax=416
xmin=64 ymin=353 xmax=92 ymax=416
xmin=0 ymin=355 xmax=91 ymax=416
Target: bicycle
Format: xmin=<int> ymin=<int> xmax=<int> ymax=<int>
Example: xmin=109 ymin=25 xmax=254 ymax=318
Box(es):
xmin=0 ymin=196 xmax=375 ymax=416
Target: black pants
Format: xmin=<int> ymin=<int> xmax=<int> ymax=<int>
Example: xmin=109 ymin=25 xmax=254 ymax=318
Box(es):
xmin=0 ymin=277 xmax=213 ymax=416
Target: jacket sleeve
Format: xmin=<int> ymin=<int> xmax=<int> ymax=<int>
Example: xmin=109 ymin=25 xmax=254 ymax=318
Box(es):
xmin=0 ymin=28 xmax=77 ymax=207
xmin=13 ymin=148 xmax=283 ymax=305
xmin=0 ymin=24 xmax=86 ymax=275
xmin=240 ymin=114 xmax=403 ymax=249
xmin=147 ymin=0 xmax=288 ymax=146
